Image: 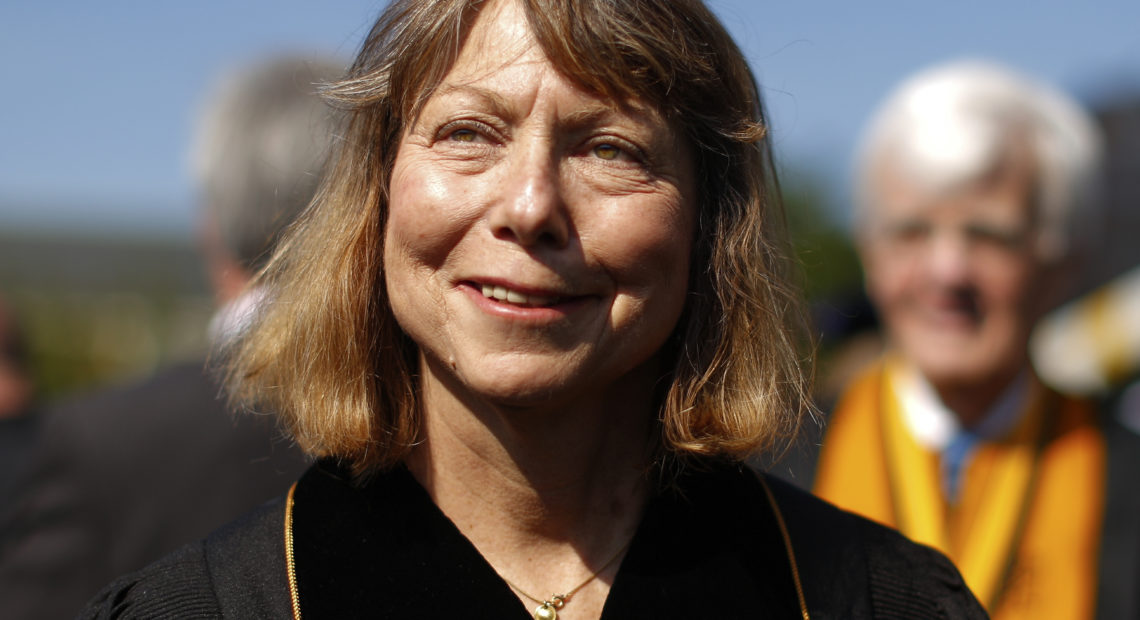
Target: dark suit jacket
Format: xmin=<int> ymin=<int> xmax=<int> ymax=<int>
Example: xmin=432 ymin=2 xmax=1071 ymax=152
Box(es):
xmin=0 ymin=360 xmax=309 ymax=620
xmin=0 ymin=410 xmax=41 ymax=506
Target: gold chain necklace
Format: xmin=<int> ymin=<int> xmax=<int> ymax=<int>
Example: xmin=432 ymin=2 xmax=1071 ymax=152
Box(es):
xmin=499 ymin=539 xmax=631 ymax=620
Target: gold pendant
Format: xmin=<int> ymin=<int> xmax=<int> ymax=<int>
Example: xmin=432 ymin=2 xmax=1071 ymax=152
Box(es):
xmin=533 ymin=601 xmax=558 ymax=620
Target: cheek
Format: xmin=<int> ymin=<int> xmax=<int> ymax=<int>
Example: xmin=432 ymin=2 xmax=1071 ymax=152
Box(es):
xmin=599 ymin=201 xmax=694 ymax=332
xmin=386 ymin=158 xmax=473 ymax=269
xmin=384 ymin=161 xmax=470 ymax=351
xmin=979 ymin=262 xmax=1040 ymax=317
xmin=863 ymin=250 xmax=914 ymax=311
xmin=610 ymin=198 xmax=691 ymax=275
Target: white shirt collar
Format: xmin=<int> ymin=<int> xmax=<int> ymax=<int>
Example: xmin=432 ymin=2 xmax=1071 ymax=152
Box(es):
xmin=893 ymin=362 xmax=1031 ymax=451
xmin=207 ymin=286 xmax=267 ymax=347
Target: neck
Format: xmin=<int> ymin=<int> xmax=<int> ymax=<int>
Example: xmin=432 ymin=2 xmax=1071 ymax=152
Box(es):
xmin=404 ymin=356 xmax=656 ymax=618
xmin=927 ymin=366 xmax=1026 ymax=429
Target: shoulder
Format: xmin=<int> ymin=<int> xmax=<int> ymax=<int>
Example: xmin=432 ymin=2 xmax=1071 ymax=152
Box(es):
xmin=201 ymin=494 xmax=294 ymax=618
xmin=760 ymin=473 xmax=987 ymax=619
xmin=78 ymin=541 xmax=220 ymax=619
xmin=77 ymin=496 xmax=292 ymax=619
xmin=34 ymin=361 xmax=221 ymax=463
xmin=51 ymin=360 xmax=216 ymax=422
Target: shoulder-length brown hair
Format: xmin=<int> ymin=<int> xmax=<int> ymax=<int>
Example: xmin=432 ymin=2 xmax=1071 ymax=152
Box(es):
xmin=227 ymin=0 xmax=812 ymax=474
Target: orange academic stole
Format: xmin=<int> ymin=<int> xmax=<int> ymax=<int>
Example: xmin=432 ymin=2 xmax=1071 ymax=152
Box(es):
xmin=814 ymin=360 xmax=1106 ymax=619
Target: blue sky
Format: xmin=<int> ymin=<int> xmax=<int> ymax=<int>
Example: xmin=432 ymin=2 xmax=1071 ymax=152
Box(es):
xmin=2 ymin=1 xmax=1137 ymax=236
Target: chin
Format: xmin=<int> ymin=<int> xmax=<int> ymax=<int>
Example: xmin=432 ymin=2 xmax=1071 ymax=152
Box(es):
xmin=458 ymin=364 xmax=584 ymax=408
xmin=911 ymin=347 xmax=1020 ymax=392
xmin=917 ymin=363 xmax=990 ymax=392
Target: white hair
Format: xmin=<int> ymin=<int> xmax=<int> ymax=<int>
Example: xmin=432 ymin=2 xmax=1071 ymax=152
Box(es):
xmin=191 ymin=55 xmax=345 ymax=271
xmin=854 ymin=59 xmax=1103 ymax=263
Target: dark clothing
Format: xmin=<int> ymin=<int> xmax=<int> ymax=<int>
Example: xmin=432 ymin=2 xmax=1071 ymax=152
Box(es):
xmin=82 ymin=460 xmax=986 ymax=619
xmin=0 ymin=410 xmax=40 ymax=505
xmin=0 ymin=361 xmax=309 ymax=620
xmin=1097 ymin=411 xmax=1140 ymax=620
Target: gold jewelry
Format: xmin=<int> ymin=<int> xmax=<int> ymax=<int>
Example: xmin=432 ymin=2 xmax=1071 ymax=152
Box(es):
xmin=285 ymin=482 xmax=302 ymax=620
xmin=500 ymin=539 xmax=631 ymax=620
xmin=756 ymin=473 xmax=811 ymax=620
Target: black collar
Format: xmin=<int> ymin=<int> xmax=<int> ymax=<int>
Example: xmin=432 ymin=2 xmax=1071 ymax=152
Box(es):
xmin=291 ymin=459 xmax=801 ymax=619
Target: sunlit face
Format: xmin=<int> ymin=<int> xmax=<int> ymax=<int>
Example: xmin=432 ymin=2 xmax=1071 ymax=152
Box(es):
xmin=860 ymin=154 xmax=1055 ymax=394
xmin=384 ymin=0 xmax=696 ymax=409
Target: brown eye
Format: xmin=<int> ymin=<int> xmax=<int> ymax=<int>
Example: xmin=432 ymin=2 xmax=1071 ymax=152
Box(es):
xmin=450 ymin=128 xmax=478 ymax=142
xmin=437 ymin=119 xmax=498 ymax=145
xmin=593 ymin=143 xmax=622 ymax=160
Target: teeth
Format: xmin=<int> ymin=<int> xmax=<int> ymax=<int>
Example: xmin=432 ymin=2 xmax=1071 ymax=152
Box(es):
xmin=480 ymin=284 xmax=558 ymax=307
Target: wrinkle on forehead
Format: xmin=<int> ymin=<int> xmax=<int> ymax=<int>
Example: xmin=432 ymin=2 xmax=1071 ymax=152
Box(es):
xmin=451 ymin=0 xmax=650 ymax=113
xmin=429 ymin=0 xmax=654 ymax=125
xmin=453 ymin=0 xmax=540 ymax=83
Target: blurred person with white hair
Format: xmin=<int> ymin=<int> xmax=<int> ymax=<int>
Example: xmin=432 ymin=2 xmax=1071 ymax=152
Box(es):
xmin=812 ymin=60 xmax=1139 ymax=619
xmin=0 ymin=55 xmax=341 ymax=620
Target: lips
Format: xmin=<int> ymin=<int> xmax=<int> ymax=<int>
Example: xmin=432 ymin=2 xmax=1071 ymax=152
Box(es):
xmin=480 ymin=283 xmax=562 ymax=307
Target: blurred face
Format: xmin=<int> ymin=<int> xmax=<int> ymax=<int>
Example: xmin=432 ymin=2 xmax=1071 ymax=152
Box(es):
xmin=860 ymin=154 xmax=1055 ymax=396
xmin=0 ymin=358 xmax=31 ymax=419
xmin=384 ymin=0 xmax=696 ymax=408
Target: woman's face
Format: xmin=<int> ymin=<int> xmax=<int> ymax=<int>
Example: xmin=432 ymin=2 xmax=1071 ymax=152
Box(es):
xmin=384 ymin=0 xmax=696 ymax=409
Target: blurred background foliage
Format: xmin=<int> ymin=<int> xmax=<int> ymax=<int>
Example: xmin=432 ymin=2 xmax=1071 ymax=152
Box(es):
xmin=783 ymin=177 xmax=862 ymax=303
xmin=0 ymin=231 xmax=214 ymax=400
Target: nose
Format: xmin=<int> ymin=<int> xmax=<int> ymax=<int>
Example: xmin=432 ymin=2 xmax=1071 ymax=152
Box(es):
xmin=926 ymin=230 xmax=972 ymax=285
xmin=488 ymin=143 xmax=571 ymax=248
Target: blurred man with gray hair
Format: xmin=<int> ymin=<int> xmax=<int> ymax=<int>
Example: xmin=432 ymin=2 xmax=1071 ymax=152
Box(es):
xmin=0 ymin=55 xmax=342 ymax=619
xmin=813 ymin=60 xmax=1138 ymax=619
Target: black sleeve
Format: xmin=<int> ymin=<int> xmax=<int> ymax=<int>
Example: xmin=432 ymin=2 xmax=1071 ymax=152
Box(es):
xmin=763 ymin=474 xmax=988 ymax=619
xmin=78 ymin=542 xmax=223 ymax=620
xmin=863 ymin=525 xmax=988 ymax=619
xmin=77 ymin=495 xmax=293 ymax=620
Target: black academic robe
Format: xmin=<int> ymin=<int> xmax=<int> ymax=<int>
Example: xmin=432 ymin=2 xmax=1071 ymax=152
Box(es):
xmin=81 ymin=459 xmax=986 ymax=619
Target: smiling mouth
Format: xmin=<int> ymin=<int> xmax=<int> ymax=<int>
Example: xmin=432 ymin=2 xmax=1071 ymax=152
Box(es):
xmin=480 ymin=283 xmax=563 ymax=307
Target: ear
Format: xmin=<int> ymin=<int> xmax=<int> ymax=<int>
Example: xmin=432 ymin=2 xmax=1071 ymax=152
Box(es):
xmin=199 ymin=212 xmax=253 ymax=306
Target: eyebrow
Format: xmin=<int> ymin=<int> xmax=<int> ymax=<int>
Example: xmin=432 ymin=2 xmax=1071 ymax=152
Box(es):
xmin=563 ymin=101 xmax=668 ymax=141
xmin=430 ymin=83 xmax=660 ymax=131
xmin=430 ymin=83 xmax=515 ymax=119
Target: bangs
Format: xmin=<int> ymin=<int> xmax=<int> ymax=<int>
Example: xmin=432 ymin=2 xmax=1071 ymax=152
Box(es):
xmin=521 ymin=0 xmax=716 ymax=121
xmin=332 ymin=0 xmax=762 ymax=154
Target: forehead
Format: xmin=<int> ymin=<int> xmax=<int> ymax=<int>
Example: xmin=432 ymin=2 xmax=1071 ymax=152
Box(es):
xmin=449 ymin=0 xmax=534 ymax=80
xmin=419 ymin=0 xmax=673 ymax=132
xmin=868 ymin=149 xmax=1037 ymax=227
xmin=421 ymin=0 xmax=670 ymax=114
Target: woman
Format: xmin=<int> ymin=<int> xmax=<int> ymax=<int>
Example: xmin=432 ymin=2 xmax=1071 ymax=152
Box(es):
xmin=83 ymin=0 xmax=985 ymax=618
